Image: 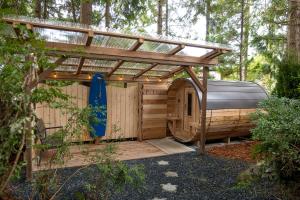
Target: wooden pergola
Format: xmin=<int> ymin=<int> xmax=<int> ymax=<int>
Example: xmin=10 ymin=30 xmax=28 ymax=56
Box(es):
xmin=3 ymin=16 xmax=231 ymax=178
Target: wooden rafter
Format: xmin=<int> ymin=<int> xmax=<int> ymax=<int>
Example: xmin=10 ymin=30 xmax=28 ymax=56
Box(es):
xmin=167 ymin=44 xmax=185 ymax=55
xmin=133 ymin=63 xmax=158 ymax=79
xmin=45 ymin=42 xmax=218 ymax=66
xmin=129 ymin=38 xmax=144 ymax=51
xmin=160 ymin=66 xmax=185 ymax=79
xmin=107 ymin=60 xmax=124 ymax=77
xmin=76 ymin=31 xmax=94 ymax=75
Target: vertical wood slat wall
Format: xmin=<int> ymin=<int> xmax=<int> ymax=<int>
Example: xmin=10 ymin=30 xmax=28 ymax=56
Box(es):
xmin=35 ymin=83 xmax=139 ymax=141
xmin=141 ymin=83 xmax=169 ymax=140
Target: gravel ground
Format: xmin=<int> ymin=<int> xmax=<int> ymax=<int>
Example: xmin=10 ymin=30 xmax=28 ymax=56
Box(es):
xmin=10 ymin=152 xmax=277 ymax=200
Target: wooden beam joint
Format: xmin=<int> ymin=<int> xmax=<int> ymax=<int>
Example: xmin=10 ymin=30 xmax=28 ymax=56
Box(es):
xmin=129 ymin=38 xmax=144 ymax=51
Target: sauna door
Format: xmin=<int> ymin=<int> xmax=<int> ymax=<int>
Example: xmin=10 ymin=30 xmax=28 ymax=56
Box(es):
xmin=183 ymin=88 xmax=194 ymax=132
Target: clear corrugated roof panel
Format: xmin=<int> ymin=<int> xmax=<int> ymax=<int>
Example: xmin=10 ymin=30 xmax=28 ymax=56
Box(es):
xmin=138 ymin=41 xmax=177 ymax=54
xmin=92 ymin=35 xmax=136 ymax=49
xmin=62 ymin=58 xmax=80 ymax=65
xmin=3 ymin=15 xmax=232 ymax=52
xmin=114 ymin=69 xmax=137 ymax=76
xmin=144 ymin=70 xmax=166 ymax=77
xmin=34 ymin=27 xmax=87 ymax=45
xmin=81 ymin=66 xmax=110 ymax=73
xmin=3 ymin=15 xmax=233 ymax=78
xmin=177 ymin=46 xmax=212 ymax=57
xmin=121 ymin=62 xmax=149 ymax=69
xmin=152 ymin=65 xmax=178 ymax=71
xmin=56 ymin=65 xmax=75 ymax=72
xmin=84 ymin=59 xmax=116 ymax=67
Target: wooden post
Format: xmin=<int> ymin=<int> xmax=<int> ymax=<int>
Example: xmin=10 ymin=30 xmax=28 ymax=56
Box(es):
xmin=199 ymin=66 xmax=209 ymax=154
xmin=183 ymin=66 xmax=208 ymax=154
xmin=137 ymin=83 xmax=143 ymax=141
xmin=25 ymin=111 xmax=32 ymax=180
xmin=25 ymin=55 xmax=34 ymax=180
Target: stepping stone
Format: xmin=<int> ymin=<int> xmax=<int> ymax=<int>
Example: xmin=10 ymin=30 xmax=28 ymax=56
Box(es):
xmin=152 ymin=198 xmax=167 ymax=200
xmin=164 ymin=171 xmax=178 ymax=177
xmin=160 ymin=183 xmax=177 ymax=193
xmin=157 ymin=160 xmax=169 ymax=166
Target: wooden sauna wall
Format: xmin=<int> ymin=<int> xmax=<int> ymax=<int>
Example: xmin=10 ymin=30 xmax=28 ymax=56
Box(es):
xmin=167 ymin=82 xmax=255 ymax=141
xmin=140 ymin=83 xmax=169 ymax=140
xmin=35 ymin=82 xmax=139 ymax=142
xmin=204 ymin=109 xmax=256 ymax=140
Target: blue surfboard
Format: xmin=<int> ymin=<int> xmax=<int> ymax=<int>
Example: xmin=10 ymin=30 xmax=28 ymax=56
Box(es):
xmin=88 ymin=73 xmax=107 ymax=137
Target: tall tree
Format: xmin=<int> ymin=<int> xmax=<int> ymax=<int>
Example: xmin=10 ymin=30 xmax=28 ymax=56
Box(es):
xmin=165 ymin=0 xmax=169 ymax=36
xmin=157 ymin=0 xmax=163 ymax=34
xmin=239 ymin=0 xmax=250 ymax=81
xmin=80 ymin=0 xmax=92 ymax=25
xmin=205 ymin=0 xmax=211 ymax=41
xmin=34 ymin=0 xmax=42 ymax=18
xmin=105 ymin=0 xmax=112 ymax=28
xmin=288 ymin=0 xmax=300 ymax=59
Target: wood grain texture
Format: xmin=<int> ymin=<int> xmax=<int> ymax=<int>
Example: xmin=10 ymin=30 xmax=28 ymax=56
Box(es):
xmin=140 ymin=83 xmax=169 ymax=140
xmin=35 ymin=83 xmax=139 ymax=142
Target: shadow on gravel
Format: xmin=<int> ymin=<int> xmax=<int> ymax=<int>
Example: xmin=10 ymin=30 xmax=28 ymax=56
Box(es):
xmin=10 ymin=152 xmax=277 ymax=200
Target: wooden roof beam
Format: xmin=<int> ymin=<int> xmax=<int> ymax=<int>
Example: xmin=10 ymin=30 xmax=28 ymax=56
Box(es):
xmin=107 ymin=60 xmax=124 ymax=77
xmin=168 ymin=44 xmax=185 ymax=55
xmin=129 ymin=38 xmax=144 ymax=51
xmin=45 ymin=42 xmax=218 ymax=66
xmin=133 ymin=63 xmax=158 ymax=79
xmin=161 ymin=66 xmax=185 ymax=79
xmin=44 ymin=71 xmax=165 ymax=82
xmin=76 ymin=31 xmax=94 ymax=75
xmin=58 ymin=63 xmax=172 ymax=73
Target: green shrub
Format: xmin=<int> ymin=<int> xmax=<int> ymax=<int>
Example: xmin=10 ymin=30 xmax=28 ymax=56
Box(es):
xmin=251 ymin=97 xmax=300 ymax=197
xmin=273 ymin=56 xmax=300 ymax=99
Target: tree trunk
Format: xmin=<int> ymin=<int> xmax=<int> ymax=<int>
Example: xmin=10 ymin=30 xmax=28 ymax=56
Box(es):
xmin=239 ymin=0 xmax=245 ymax=81
xmin=70 ymin=0 xmax=78 ymax=22
xmin=243 ymin=0 xmax=250 ymax=80
xmin=288 ymin=0 xmax=300 ymax=60
xmin=157 ymin=0 xmax=163 ymax=35
xmin=34 ymin=0 xmax=42 ymax=18
xmin=43 ymin=0 xmax=48 ymax=19
xmin=165 ymin=0 xmax=169 ymax=36
xmin=80 ymin=0 xmax=92 ymax=25
xmin=205 ymin=0 xmax=211 ymax=41
xmin=105 ymin=0 xmax=112 ymax=28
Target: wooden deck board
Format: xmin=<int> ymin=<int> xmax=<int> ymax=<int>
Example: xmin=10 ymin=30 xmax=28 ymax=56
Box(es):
xmin=32 ymin=141 xmax=168 ymax=171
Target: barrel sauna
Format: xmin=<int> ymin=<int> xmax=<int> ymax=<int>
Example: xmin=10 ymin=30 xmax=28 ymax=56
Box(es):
xmin=167 ymin=78 xmax=268 ymax=143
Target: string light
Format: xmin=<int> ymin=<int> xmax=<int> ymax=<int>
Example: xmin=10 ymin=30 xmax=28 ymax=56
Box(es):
xmin=53 ymin=73 xmax=57 ymax=78
xmin=88 ymin=74 xmax=92 ymax=79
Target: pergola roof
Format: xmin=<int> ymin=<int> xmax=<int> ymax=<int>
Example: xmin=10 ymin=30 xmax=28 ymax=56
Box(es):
xmin=3 ymin=15 xmax=232 ymax=82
